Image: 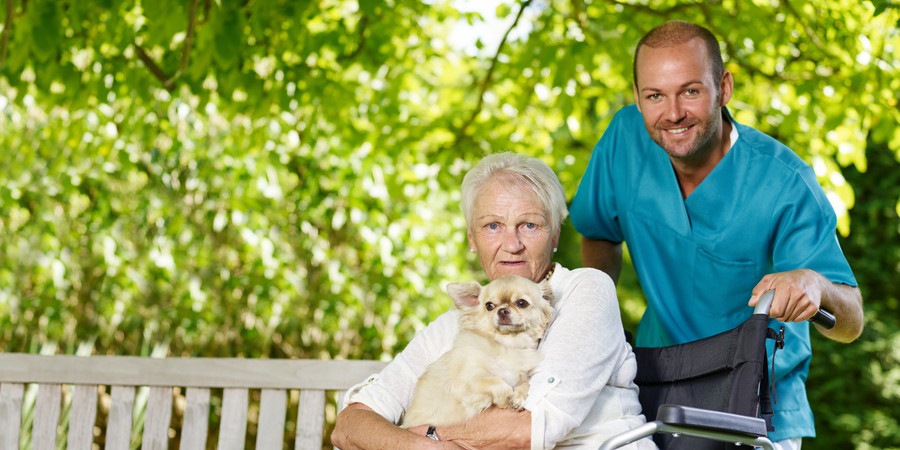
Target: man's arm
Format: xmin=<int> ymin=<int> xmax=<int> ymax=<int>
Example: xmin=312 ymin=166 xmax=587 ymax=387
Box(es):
xmin=817 ymin=282 xmax=864 ymax=342
xmin=749 ymin=269 xmax=864 ymax=343
xmin=581 ymin=237 xmax=623 ymax=284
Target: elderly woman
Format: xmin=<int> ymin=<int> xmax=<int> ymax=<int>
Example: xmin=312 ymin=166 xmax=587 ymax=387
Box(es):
xmin=331 ymin=152 xmax=655 ymax=449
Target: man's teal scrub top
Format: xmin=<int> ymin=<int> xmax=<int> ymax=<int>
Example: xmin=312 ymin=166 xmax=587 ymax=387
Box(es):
xmin=570 ymin=104 xmax=857 ymax=441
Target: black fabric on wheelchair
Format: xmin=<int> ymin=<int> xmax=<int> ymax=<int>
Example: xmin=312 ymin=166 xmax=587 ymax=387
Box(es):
xmin=631 ymin=314 xmax=780 ymax=450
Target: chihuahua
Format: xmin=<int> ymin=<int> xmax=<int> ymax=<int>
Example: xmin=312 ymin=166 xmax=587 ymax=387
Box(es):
xmin=401 ymin=274 xmax=554 ymax=428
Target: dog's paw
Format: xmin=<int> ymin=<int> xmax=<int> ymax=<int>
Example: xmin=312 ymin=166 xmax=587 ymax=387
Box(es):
xmin=507 ymin=383 xmax=530 ymax=409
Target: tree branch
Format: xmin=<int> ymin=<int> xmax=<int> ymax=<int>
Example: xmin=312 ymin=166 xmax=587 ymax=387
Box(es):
xmin=200 ymin=0 xmax=212 ymax=25
xmin=454 ymin=0 xmax=533 ymax=145
xmin=781 ymin=0 xmax=828 ymax=53
xmin=338 ymin=15 xmax=369 ymax=62
xmin=571 ymin=0 xmax=588 ymax=33
xmin=601 ymin=0 xmax=700 ymax=17
xmin=179 ymin=0 xmax=199 ymax=77
xmin=0 ymin=0 xmax=14 ymax=68
xmin=706 ymin=20 xmax=815 ymax=84
xmin=133 ymin=44 xmax=175 ymax=92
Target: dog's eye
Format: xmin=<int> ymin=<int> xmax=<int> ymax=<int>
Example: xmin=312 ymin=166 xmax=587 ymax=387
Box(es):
xmin=485 ymin=302 xmax=495 ymax=311
xmin=516 ymin=299 xmax=529 ymax=308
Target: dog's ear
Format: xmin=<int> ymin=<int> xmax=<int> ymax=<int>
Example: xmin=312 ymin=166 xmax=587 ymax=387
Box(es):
xmin=539 ymin=279 xmax=554 ymax=304
xmin=446 ymin=281 xmax=482 ymax=309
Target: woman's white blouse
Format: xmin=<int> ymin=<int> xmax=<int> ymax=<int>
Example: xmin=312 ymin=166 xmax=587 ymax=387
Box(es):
xmin=345 ymin=264 xmax=657 ymax=449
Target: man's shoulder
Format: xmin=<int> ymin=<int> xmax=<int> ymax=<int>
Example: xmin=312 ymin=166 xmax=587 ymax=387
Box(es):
xmin=734 ymin=121 xmax=811 ymax=173
xmin=610 ymin=103 xmax=643 ymax=127
xmin=599 ymin=104 xmax=654 ymax=156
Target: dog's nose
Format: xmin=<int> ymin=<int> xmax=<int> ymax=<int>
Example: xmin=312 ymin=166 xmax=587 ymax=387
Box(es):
xmin=498 ymin=307 xmax=510 ymax=317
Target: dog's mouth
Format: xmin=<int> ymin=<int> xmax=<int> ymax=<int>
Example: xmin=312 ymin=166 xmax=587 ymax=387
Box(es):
xmin=495 ymin=321 xmax=526 ymax=332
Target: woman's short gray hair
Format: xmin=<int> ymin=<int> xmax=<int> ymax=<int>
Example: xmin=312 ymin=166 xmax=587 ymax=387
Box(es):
xmin=460 ymin=152 xmax=569 ymax=234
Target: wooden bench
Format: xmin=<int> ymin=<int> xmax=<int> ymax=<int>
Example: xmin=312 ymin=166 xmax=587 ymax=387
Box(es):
xmin=0 ymin=353 xmax=386 ymax=450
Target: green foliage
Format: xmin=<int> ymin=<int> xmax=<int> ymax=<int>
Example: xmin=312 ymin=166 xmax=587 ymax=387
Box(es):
xmin=0 ymin=0 xmax=898 ymax=448
xmin=812 ymin=139 xmax=900 ymax=449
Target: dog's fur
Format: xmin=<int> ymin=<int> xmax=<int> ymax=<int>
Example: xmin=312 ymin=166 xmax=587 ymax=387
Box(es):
xmin=401 ymin=274 xmax=554 ymax=428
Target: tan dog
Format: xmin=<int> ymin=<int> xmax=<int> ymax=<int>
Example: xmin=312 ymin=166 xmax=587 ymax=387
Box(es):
xmin=402 ymin=274 xmax=554 ymax=428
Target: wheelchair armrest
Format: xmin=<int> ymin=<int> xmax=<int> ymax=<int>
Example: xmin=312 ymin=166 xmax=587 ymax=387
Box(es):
xmin=656 ymin=404 xmax=768 ymax=437
xmin=597 ymin=405 xmax=775 ymax=449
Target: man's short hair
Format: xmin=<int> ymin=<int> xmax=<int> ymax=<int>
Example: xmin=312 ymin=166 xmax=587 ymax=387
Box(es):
xmin=633 ymin=21 xmax=724 ymax=88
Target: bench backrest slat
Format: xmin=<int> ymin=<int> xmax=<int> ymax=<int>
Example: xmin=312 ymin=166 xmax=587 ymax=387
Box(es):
xmin=35 ymin=384 xmax=63 ymax=450
xmin=0 ymin=383 xmax=24 ymax=448
xmin=106 ymin=386 xmax=136 ymax=450
xmin=296 ymin=389 xmax=327 ymax=449
xmin=181 ymin=387 xmax=211 ymax=450
xmin=218 ymin=388 xmax=249 ymax=450
xmin=257 ymin=389 xmax=287 ymax=450
xmin=68 ymin=384 xmax=99 ymax=450
xmin=0 ymin=354 xmax=384 ymax=390
xmin=145 ymin=386 xmax=175 ymax=450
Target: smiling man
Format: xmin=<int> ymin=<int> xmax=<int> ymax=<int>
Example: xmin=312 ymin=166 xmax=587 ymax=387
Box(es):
xmin=569 ymin=21 xmax=864 ymax=450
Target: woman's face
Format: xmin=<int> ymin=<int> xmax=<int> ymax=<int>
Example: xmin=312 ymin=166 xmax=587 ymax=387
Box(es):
xmin=467 ymin=177 xmax=558 ymax=283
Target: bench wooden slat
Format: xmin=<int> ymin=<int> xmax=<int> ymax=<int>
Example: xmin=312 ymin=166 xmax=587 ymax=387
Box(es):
xmin=143 ymin=386 xmax=174 ymax=450
xmin=256 ymin=389 xmax=287 ymax=450
xmin=106 ymin=386 xmax=136 ymax=450
xmin=0 ymin=354 xmax=385 ymax=390
xmin=34 ymin=383 xmax=62 ymax=450
xmin=0 ymin=383 xmax=25 ymax=449
xmin=217 ymin=388 xmax=248 ymax=450
xmin=296 ymin=389 xmax=326 ymax=449
xmin=181 ymin=388 xmax=210 ymax=450
xmin=67 ymin=384 xmax=99 ymax=450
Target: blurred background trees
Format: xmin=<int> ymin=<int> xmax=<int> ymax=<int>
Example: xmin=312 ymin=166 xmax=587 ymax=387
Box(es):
xmin=0 ymin=0 xmax=897 ymax=448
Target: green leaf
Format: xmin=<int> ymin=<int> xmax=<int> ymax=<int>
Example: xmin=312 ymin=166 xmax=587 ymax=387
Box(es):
xmin=495 ymin=2 xmax=512 ymax=19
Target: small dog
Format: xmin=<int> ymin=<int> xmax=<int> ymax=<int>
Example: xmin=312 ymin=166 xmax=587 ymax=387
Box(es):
xmin=401 ymin=274 xmax=554 ymax=428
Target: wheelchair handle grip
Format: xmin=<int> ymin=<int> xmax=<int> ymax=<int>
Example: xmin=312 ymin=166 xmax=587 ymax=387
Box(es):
xmin=809 ymin=308 xmax=836 ymax=329
xmin=753 ymin=290 xmax=835 ymax=329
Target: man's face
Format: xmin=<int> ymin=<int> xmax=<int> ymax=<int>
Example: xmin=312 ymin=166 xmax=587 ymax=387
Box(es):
xmin=633 ymin=38 xmax=732 ymax=163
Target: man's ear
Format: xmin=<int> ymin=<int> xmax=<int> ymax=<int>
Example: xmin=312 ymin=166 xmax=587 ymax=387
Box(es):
xmin=446 ymin=281 xmax=482 ymax=309
xmin=719 ymin=70 xmax=734 ymax=106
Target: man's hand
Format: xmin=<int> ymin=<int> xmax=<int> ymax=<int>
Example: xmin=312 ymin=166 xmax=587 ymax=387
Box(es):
xmin=749 ymin=269 xmax=863 ymax=343
xmin=749 ymin=269 xmax=824 ymax=322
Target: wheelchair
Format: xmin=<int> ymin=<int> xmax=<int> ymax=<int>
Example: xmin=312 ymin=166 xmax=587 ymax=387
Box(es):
xmin=600 ymin=290 xmax=835 ymax=450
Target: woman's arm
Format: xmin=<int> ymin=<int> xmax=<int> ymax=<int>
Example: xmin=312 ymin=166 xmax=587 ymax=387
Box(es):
xmin=436 ymin=407 xmax=531 ymax=450
xmin=527 ymin=268 xmax=638 ymax=447
xmin=332 ymin=402 xmax=462 ymax=450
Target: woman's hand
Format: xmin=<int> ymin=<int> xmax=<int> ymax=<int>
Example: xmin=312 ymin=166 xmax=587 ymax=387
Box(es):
xmin=436 ymin=407 xmax=531 ymax=450
xmin=332 ymin=403 xmax=463 ymax=450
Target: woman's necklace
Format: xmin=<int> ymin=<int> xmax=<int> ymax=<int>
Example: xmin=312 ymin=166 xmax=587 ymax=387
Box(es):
xmin=543 ymin=264 xmax=556 ymax=282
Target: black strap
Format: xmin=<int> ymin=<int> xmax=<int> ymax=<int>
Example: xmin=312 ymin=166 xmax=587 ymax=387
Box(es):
xmin=761 ymin=326 xmax=785 ymax=432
